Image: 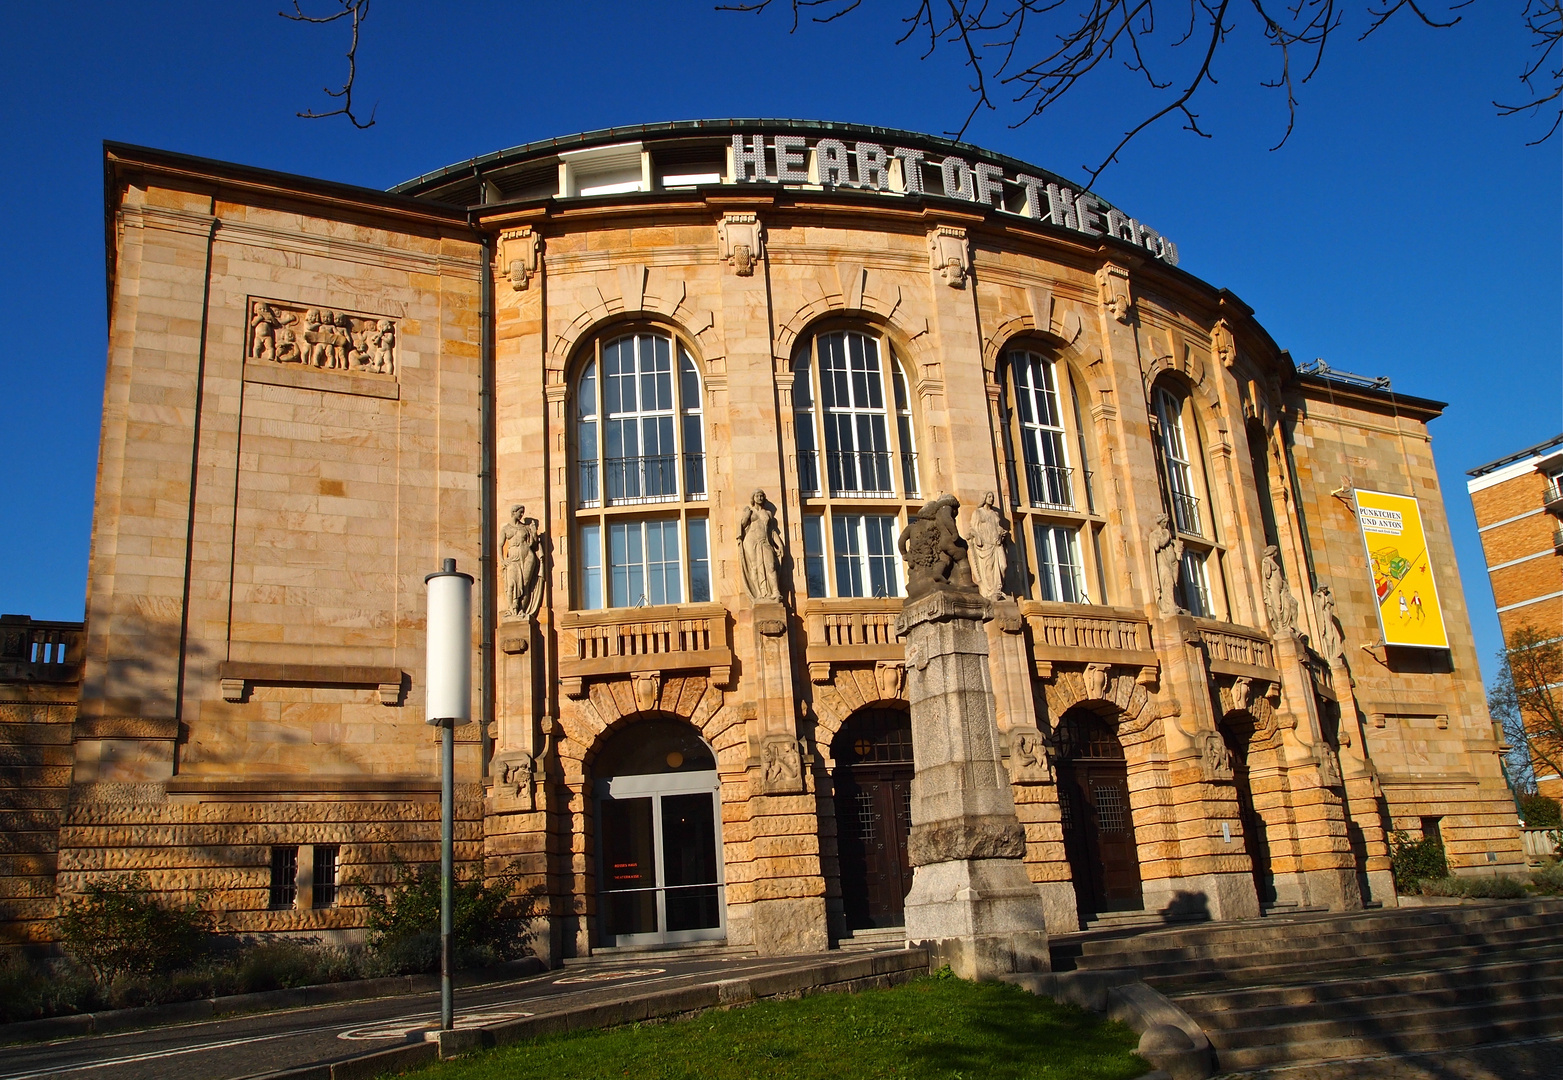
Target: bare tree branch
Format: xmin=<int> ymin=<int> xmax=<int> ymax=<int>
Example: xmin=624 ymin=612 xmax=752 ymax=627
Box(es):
xmin=281 ymin=0 xmax=377 ymax=129
xmin=1495 ymin=0 xmax=1563 ymax=144
xmin=1492 ymin=626 xmax=1563 ymax=793
xmin=719 ymin=0 xmax=1475 ymax=182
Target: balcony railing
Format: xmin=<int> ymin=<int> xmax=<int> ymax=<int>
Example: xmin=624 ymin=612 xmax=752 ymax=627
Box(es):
xmin=1025 ymin=463 xmax=1074 ymax=510
xmin=557 ymin=602 xmax=732 ymax=698
xmin=1197 ymin=621 xmax=1276 ymax=672
xmin=1170 ymin=490 xmax=1203 ymax=537
xmin=1546 ymin=490 xmax=1563 ymax=517
xmin=578 ymin=454 xmax=706 ymax=508
xmin=0 ymin=615 xmax=84 ymax=684
xmin=1554 ymin=527 xmax=1563 ymax=555
xmin=1021 ymin=602 xmax=1158 ymax=676
xmin=798 ymin=451 xmax=918 ymax=498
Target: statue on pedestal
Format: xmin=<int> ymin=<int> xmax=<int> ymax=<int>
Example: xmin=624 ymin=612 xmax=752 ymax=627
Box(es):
xmin=965 ymin=492 xmax=1009 ymax=600
xmin=1262 ymin=545 xmax=1298 ymax=634
xmin=738 ymin=490 xmax=784 ymax=602
xmin=500 ymin=504 xmax=544 ymax=619
xmin=1150 ymin=513 xmax=1185 ymax=617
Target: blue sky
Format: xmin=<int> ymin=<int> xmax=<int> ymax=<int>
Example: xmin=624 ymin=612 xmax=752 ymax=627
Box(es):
xmin=0 ymin=1 xmax=1557 ymax=680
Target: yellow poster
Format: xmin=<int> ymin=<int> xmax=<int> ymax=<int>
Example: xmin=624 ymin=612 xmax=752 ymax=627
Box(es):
xmin=1354 ymin=489 xmax=1448 ymax=649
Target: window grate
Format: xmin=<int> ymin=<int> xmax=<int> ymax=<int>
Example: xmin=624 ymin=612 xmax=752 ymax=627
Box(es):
xmin=269 ymin=846 xmax=299 ymax=910
xmin=312 ymin=845 xmax=339 ymax=908
xmin=1093 ymin=784 xmax=1128 ymax=833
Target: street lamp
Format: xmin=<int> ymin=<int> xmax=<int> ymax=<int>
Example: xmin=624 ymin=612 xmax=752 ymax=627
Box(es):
xmin=425 ymin=558 xmax=473 ymax=1033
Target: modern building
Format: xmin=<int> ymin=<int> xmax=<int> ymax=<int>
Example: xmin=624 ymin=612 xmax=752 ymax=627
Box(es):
xmin=1467 ymin=434 xmax=1563 ymax=798
xmin=0 ymin=121 xmax=1523 ymax=957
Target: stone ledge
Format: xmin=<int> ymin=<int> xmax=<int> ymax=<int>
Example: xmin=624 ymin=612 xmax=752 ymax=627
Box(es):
xmin=216 ymin=662 xmax=406 ymax=706
xmin=166 ymin=775 xmax=441 ymax=797
xmin=243 ymin=361 xmax=400 ymax=400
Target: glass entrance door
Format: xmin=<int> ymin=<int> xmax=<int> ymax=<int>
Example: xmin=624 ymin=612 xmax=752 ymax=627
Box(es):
xmin=597 ymin=771 xmax=725 ymax=947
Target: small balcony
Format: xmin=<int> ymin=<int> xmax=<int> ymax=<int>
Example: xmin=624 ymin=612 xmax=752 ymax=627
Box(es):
xmin=1170 ymin=490 xmax=1203 ymax=537
xmin=798 ymin=451 xmax=919 ymax=499
xmin=1024 ymin=463 xmax=1075 ymax=511
xmin=802 ymin=597 xmax=904 ymax=682
xmin=1545 ymin=488 xmax=1563 ymax=517
xmin=0 ymin=615 xmax=84 ymax=684
xmin=556 ymin=602 xmax=732 ymax=699
xmin=1195 ymin=618 xmax=1280 ymax=679
xmin=1553 ymin=527 xmax=1563 ymax=554
xmin=1021 ymin=602 xmax=1157 ymax=675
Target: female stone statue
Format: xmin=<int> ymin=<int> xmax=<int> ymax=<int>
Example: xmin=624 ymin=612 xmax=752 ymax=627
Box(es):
xmin=966 ymin=491 xmax=1009 ymax=599
xmin=500 ymin=504 xmax=543 ymax=618
xmin=1261 ymin=544 xmax=1298 ymax=633
xmin=1150 ymin=513 xmax=1184 ymax=616
xmin=739 ymin=490 xmax=783 ymax=601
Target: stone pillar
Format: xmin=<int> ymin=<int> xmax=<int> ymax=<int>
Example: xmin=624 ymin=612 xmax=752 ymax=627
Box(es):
xmin=898 ymin=589 xmax=1050 ymax=978
xmin=1331 ymin=659 xmax=1397 ymax=907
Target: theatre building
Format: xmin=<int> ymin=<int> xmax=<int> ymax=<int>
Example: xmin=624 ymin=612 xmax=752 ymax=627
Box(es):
xmin=0 ymin=121 xmax=1523 ymax=956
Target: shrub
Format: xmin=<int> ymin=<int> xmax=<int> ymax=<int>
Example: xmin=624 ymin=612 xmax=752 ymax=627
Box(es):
xmin=1389 ymin=830 xmax=1448 ymax=891
xmin=0 ymin=953 xmax=100 ymax=1024
xmin=57 ymin=874 xmax=214 ymax=985
xmin=1416 ymin=875 xmax=1530 ymax=899
xmin=362 ymin=860 xmax=539 ymax=973
xmin=1532 ymin=859 xmax=1563 ymax=896
xmin=1520 ymin=793 xmax=1562 ymax=828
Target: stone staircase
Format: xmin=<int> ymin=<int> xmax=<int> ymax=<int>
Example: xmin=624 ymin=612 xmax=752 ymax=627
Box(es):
xmin=1051 ymin=898 xmax=1563 ymax=1077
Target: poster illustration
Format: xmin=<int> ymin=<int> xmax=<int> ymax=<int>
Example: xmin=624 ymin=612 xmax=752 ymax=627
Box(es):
xmin=1354 ymin=489 xmax=1449 ymax=649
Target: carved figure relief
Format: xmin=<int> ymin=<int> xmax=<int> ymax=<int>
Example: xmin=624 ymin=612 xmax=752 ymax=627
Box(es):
xmin=899 ymin=493 xmax=975 ymax=600
xmin=246 ymin=299 xmax=396 ymax=377
xmin=1313 ymin=583 xmax=1347 ymax=667
xmin=927 ymin=225 xmax=970 ymax=288
xmin=964 ymin=491 xmax=1009 ymax=600
xmin=1196 ymin=729 xmax=1234 ymax=782
xmin=875 ymin=660 xmax=906 ymax=701
xmin=495 ymin=751 xmax=536 ymax=808
xmin=1261 ymin=545 xmax=1298 ymax=634
xmin=718 ymin=213 xmax=764 ymax=276
xmin=1150 ymin=513 xmax=1185 ymax=617
xmin=500 ymin=504 xmax=544 ymax=619
xmin=761 ymin=734 xmax=804 ymax=794
xmin=1230 ymin=676 xmax=1254 ymax=713
xmin=1316 ymin=745 xmax=1344 ymax=788
xmin=738 ymin=490 xmax=784 ymax=602
xmin=1096 ymin=264 xmax=1133 ymax=324
xmin=1009 ymin=726 xmax=1053 ymax=782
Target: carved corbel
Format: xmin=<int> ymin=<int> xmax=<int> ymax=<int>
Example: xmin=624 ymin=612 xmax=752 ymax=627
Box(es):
xmin=718 ymin=213 xmax=764 ymax=276
xmin=377 ymin=679 xmax=405 ymax=707
xmin=710 ymin=665 xmax=734 ymax=690
xmin=927 ymin=225 xmax=970 ymax=288
xmin=1034 ymin=660 xmax=1054 ymax=680
xmin=1083 ymin=663 xmax=1111 ymax=701
xmin=1230 ymin=676 xmax=1254 ymax=713
xmin=220 ymin=678 xmax=247 ymax=704
xmin=562 ymin=675 xmax=587 ymax=700
xmin=760 ymin=734 xmax=805 ymax=794
xmin=1212 ymin=319 xmax=1236 ymax=369
xmin=1136 ymin=664 xmax=1159 ymax=689
xmin=1096 ymin=263 xmax=1133 ymax=323
xmin=632 ymin=671 xmax=661 ymax=712
xmin=809 ymin=661 xmax=832 ymax=685
xmin=501 ymin=227 xmax=542 ymax=292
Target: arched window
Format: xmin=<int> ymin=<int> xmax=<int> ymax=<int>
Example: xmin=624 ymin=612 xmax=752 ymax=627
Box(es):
xmin=1150 ymin=381 xmax=1221 ymax=618
xmin=573 ymin=330 xmax=709 ymax=610
xmin=997 ymin=345 xmax=1107 ymax=605
xmin=792 ymin=329 xmax=920 ymax=599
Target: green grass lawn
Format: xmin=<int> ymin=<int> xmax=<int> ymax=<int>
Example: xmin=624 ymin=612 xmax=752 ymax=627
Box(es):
xmin=406 ymin=973 xmax=1148 ymax=1080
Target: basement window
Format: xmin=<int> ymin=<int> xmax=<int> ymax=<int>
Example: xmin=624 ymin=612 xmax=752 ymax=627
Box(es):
xmin=269 ymin=846 xmax=299 ymax=909
xmin=312 ymin=845 xmax=339 ymax=908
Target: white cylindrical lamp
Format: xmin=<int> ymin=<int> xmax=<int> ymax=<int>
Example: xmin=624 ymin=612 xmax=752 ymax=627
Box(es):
xmin=425 ymin=558 xmax=474 ymax=726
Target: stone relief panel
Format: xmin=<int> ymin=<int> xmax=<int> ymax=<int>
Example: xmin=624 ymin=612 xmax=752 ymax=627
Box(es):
xmin=247 ymin=298 xmax=397 ymax=376
xmin=1195 ymin=729 xmax=1235 ymax=782
xmin=760 ymin=734 xmax=805 ymax=794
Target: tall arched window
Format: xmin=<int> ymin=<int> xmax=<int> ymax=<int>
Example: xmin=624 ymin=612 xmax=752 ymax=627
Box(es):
xmin=1151 ymin=381 xmax=1221 ymax=618
xmin=997 ymin=345 xmax=1107 ymax=605
xmin=574 ymin=330 xmax=709 ymax=609
xmin=792 ymin=328 xmax=920 ymax=598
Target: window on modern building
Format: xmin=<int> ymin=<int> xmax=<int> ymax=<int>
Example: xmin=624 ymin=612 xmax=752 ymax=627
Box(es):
xmin=996 ymin=345 xmax=1106 ymax=604
xmin=573 ymin=330 xmax=710 ymax=610
xmin=792 ymin=329 xmax=919 ymax=598
xmin=269 ymin=845 xmax=299 ymax=910
xmin=312 ymin=845 xmax=339 ymax=908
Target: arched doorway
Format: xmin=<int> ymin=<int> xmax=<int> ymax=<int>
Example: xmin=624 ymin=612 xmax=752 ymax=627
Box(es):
xmin=1222 ymin=714 xmax=1276 ymax=905
xmin=593 ymin=717 xmax=725 ymax=948
xmin=1055 ymin=707 xmax=1143 ymax=918
xmin=831 ymin=707 xmax=914 ymax=930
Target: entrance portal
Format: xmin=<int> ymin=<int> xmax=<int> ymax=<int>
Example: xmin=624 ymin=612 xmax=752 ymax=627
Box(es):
xmin=1055 ymin=708 xmax=1143 ymax=919
xmin=832 ymin=708 xmax=913 ymax=930
xmin=594 ymin=718 xmax=725 ymax=948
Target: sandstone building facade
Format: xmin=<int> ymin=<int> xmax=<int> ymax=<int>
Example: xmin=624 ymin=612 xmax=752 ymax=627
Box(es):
xmin=0 ymin=121 xmax=1523 ymax=956
xmin=1467 ymin=434 xmax=1563 ymax=799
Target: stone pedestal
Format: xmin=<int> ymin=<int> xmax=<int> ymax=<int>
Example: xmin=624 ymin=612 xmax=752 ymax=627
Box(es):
xmin=897 ymin=589 xmax=1050 ymax=979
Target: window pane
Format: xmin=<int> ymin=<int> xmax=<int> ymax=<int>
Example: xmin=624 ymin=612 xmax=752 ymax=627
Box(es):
xmin=687 ymin=518 xmax=710 ymax=602
xmin=610 ymin=522 xmax=645 ymax=607
xmin=647 ymin=519 xmax=682 ymax=605
xmin=578 ymin=360 xmax=597 ymax=419
xmin=580 ymin=523 xmax=603 ymax=610
xmin=833 ymin=514 xmax=865 ymax=598
xmin=1033 ymin=523 xmax=1084 ymax=604
xmin=1180 ymin=550 xmax=1211 ymax=617
xmin=1011 ymin=351 xmax=1073 ymax=510
xmin=803 ymin=515 xmax=826 ymax=597
xmin=866 ymin=515 xmax=900 ymax=598
xmin=680 ymin=348 xmax=700 ymax=405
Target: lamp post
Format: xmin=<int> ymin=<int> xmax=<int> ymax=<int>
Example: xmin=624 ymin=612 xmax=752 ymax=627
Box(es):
xmin=425 ymin=558 xmax=473 ymax=1033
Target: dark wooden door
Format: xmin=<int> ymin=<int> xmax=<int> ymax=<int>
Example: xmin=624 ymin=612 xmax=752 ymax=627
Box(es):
xmin=1059 ymin=760 xmax=1143 ymax=918
xmin=836 ymin=762 xmax=913 ymax=928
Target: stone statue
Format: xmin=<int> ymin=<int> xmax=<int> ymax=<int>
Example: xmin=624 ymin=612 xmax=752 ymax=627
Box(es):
xmin=965 ymin=491 xmax=1009 ymax=600
xmin=899 ymin=493 xmax=974 ymax=600
xmin=738 ymin=490 xmax=783 ymax=602
xmin=1314 ymin=583 xmax=1346 ymax=666
xmin=500 ymin=504 xmax=543 ymax=619
xmin=249 ymin=301 xmax=293 ymax=362
xmin=371 ymin=320 xmax=396 ymax=375
xmin=1150 ymin=513 xmax=1185 ymax=617
xmin=1261 ymin=545 xmax=1298 ymax=634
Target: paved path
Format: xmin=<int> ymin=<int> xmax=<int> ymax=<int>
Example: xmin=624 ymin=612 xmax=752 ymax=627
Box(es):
xmin=0 ymin=950 xmax=846 ymax=1080
xmin=1215 ymin=1033 xmax=1563 ymax=1079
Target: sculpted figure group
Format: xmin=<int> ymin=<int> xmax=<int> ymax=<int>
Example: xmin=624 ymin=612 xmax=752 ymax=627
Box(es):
xmin=249 ymin=300 xmax=395 ymax=376
xmin=899 ymin=493 xmax=976 ymax=600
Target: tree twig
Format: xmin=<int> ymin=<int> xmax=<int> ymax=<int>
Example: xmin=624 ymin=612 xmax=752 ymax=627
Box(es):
xmin=280 ymin=0 xmax=377 ymax=129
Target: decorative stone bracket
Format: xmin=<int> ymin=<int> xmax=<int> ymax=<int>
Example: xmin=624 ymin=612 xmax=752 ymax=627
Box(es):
xmin=927 ymin=225 xmax=970 ymax=288
xmin=1096 ymin=263 xmax=1133 ymax=323
xmin=718 ymin=213 xmax=764 ymax=276
xmin=501 ymin=226 xmax=542 ymax=291
xmin=217 ymin=662 xmax=405 ymax=706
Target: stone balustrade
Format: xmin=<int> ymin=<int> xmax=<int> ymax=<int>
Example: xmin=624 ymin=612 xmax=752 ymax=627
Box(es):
xmin=1020 ymin=602 xmax=1158 ymax=677
xmin=557 ymin=602 xmax=733 ymax=698
xmin=1195 ymin=619 xmax=1280 ymax=679
xmin=802 ymin=598 xmax=904 ymax=684
xmin=0 ymin=616 xmax=84 ymax=684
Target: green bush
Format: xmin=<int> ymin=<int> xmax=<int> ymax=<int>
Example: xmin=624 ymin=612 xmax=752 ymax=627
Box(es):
xmin=362 ymin=860 xmax=539 ymax=973
xmin=1520 ymin=793 xmax=1562 ymax=827
xmin=57 ymin=874 xmax=214 ymax=985
xmin=1532 ymin=859 xmax=1563 ymax=896
xmin=1416 ymin=875 xmax=1531 ymax=899
xmin=0 ymin=953 xmax=100 ymax=1024
xmin=1389 ymin=830 xmax=1448 ymax=891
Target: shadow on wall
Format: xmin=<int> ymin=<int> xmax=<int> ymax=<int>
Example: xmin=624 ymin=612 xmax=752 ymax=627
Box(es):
xmin=1160 ymin=892 xmax=1211 ymax=924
